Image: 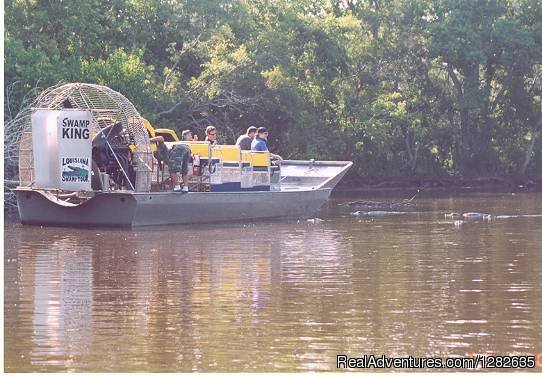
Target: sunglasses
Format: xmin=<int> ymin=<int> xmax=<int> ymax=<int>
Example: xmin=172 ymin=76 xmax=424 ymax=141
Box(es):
xmin=208 ymin=132 xmax=217 ymax=136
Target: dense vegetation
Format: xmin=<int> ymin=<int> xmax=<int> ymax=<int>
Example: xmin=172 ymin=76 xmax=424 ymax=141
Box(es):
xmin=5 ymin=0 xmax=542 ymax=181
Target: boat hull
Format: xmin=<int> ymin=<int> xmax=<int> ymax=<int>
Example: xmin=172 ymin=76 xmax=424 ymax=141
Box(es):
xmin=14 ymin=188 xmax=332 ymax=227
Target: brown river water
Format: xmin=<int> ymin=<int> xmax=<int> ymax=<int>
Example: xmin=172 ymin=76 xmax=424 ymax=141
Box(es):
xmin=4 ymin=193 xmax=542 ymax=372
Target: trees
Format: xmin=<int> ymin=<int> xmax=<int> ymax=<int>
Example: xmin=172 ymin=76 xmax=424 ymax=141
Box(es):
xmin=429 ymin=0 xmax=542 ymax=176
xmin=4 ymin=0 xmax=542 ymax=181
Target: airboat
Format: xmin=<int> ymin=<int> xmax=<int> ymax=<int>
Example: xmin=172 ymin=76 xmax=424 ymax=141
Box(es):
xmin=13 ymin=83 xmax=352 ymax=227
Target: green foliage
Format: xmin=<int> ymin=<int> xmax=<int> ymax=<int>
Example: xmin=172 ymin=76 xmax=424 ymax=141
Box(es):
xmin=80 ymin=49 xmax=162 ymax=114
xmin=5 ymin=0 xmax=542 ymax=178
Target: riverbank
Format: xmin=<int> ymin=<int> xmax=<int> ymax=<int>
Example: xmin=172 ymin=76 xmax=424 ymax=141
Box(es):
xmin=335 ymin=174 xmax=542 ymax=197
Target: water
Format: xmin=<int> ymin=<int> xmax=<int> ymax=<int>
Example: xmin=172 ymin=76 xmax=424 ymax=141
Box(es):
xmin=4 ymin=193 xmax=542 ymax=372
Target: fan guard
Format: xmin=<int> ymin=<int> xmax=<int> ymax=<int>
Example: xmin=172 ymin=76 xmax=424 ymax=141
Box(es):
xmin=18 ymin=83 xmax=153 ymax=192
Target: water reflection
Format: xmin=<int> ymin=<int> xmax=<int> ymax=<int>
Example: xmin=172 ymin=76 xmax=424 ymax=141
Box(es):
xmin=4 ymin=194 xmax=542 ymax=371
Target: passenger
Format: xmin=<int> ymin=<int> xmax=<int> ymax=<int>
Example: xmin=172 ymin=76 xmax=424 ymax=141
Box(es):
xmin=150 ymin=136 xmax=190 ymax=193
xmin=235 ymin=126 xmax=258 ymax=151
xmin=251 ymin=127 xmax=283 ymax=162
xmin=181 ymin=129 xmax=195 ymax=141
xmin=205 ymin=125 xmax=218 ymax=145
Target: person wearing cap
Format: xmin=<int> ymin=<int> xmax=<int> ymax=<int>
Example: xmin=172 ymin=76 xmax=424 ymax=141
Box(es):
xmin=181 ymin=129 xmax=195 ymax=141
xmin=235 ymin=126 xmax=258 ymax=150
xmin=205 ymin=125 xmax=218 ymax=145
xmin=251 ymin=127 xmax=283 ymax=161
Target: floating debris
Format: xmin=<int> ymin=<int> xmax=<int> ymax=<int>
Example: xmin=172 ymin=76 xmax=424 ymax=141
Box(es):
xmin=368 ymin=211 xmax=409 ymax=216
xmin=351 ymin=210 xmax=409 ymax=217
xmin=341 ymin=190 xmax=420 ymax=211
xmin=306 ymin=218 xmax=323 ymax=224
xmin=462 ymin=212 xmax=492 ymax=220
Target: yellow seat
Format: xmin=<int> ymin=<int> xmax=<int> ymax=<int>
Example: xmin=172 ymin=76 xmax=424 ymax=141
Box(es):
xmin=249 ymin=151 xmax=270 ymax=167
xmin=248 ymin=151 xmax=270 ymax=191
xmin=212 ymin=145 xmax=241 ymax=164
xmin=241 ymin=151 xmax=270 ymax=166
xmin=175 ymin=141 xmax=211 ymax=158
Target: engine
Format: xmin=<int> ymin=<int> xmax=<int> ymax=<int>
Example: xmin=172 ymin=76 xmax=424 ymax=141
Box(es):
xmin=92 ymin=122 xmax=136 ymax=190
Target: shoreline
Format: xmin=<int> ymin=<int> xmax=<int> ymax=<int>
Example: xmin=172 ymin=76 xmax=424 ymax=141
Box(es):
xmin=334 ymin=176 xmax=542 ymax=197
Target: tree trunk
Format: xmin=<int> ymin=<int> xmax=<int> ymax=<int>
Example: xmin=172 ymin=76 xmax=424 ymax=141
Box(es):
xmin=447 ymin=64 xmax=472 ymax=170
xmin=520 ymin=113 xmax=542 ymax=175
xmin=403 ymin=129 xmax=418 ymax=172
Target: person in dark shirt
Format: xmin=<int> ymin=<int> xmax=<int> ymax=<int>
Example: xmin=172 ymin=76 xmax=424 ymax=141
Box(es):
xmin=251 ymin=127 xmax=283 ymax=161
xmin=235 ymin=126 xmax=257 ymax=150
xmin=181 ymin=129 xmax=195 ymax=141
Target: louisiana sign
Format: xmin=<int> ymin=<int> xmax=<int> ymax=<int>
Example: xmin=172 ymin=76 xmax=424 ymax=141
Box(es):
xmin=58 ymin=110 xmax=92 ymax=191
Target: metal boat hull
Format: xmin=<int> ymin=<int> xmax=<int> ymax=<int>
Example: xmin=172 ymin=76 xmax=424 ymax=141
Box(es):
xmin=14 ymin=187 xmax=332 ymax=227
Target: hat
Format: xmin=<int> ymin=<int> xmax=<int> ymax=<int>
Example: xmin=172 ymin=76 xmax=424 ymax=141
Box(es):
xmin=247 ymin=126 xmax=258 ymax=134
xmin=257 ymin=127 xmax=268 ymax=134
xmin=181 ymin=129 xmax=192 ymax=140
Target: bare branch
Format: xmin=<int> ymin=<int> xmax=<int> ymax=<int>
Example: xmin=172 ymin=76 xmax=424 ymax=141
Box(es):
xmin=447 ymin=64 xmax=463 ymax=97
xmin=5 ymin=81 xmax=21 ymax=120
xmin=527 ymin=68 xmax=542 ymax=93
xmin=154 ymin=97 xmax=188 ymax=118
